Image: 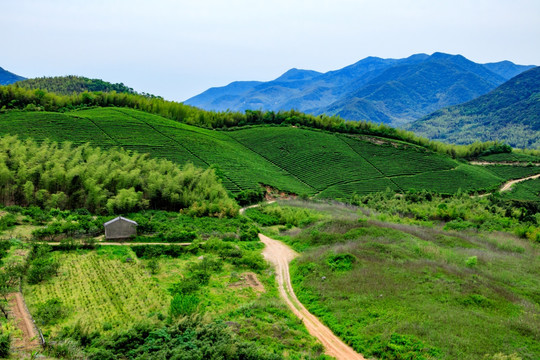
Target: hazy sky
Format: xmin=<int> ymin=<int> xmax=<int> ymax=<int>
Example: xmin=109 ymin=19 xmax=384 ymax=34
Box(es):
xmin=2 ymin=0 xmax=539 ymax=101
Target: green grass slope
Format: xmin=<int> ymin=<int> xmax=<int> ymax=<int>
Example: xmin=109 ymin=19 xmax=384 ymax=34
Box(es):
xmin=0 ymin=107 xmax=528 ymax=198
xmin=291 ymin=222 xmax=540 ymax=360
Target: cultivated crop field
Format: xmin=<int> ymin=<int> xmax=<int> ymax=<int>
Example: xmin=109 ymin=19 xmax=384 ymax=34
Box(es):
xmin=0 ymin=107 xmax=534 ymax=199
xmin=17 ymin=240 xmax=323 ymax=358
xmin=500 ymin=178 xmax=540 ymax=202
xmin=25 ymin=247 xmax=169 ymax=333
xmin=477 ymin=152 xmax=540 ymax=163
xmin=484 ymin=165 xmax=540 ymax=180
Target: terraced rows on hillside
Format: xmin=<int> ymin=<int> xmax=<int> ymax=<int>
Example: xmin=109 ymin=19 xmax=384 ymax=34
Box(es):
xmin=0 ymin=107 xmax=538 ymax=198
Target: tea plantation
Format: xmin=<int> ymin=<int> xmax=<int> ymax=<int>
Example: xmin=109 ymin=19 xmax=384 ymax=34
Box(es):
xmin=0 ymin=107 xmax=537 ymax=199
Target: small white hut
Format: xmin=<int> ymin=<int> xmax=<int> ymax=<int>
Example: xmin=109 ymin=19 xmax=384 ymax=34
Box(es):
xmin=103 ymin=216 xmax=138 ymax=240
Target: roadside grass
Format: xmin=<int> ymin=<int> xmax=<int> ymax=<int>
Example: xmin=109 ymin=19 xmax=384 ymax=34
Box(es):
xmin=288 ymin=219 xmax=540 ymax=360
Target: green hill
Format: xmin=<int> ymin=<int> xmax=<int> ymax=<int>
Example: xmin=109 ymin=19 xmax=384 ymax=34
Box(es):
xmin=409 ymin=66 xmax=540 ymax=148
xmin=0 ymin=107 xmax=526 ymax=199
xmin=15 ymin=75 xmax=150 ymax=96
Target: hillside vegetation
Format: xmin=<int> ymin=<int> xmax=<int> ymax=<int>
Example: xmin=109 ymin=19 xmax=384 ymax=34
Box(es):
xmin=0 ymin=135 xmax=236 ymax=215
xmin=186 ymin=53 xmax=534 ymax=126
xmin=249 ymin=200 xmax=540 ymax=360
xmin=0 ymin=108 xmax=531 ymax=200
xmin=0 ymin=82 xmax=518 ymax=159
xmin=409 ymin=66 xmax=540 ymax=149
xmin=1 ymin=207 xmax=323 ymax=359
xmin=15 ymin=75 xmax=144 ymax=96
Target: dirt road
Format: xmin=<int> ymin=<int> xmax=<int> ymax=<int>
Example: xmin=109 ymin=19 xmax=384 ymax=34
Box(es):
xmin=8 ymin=292 xmax=40 ymax=351
xmin=239 ymin=200 xmax=275 ymax=215
xmin=499 ymin=173 xmax=540 ymax=192
xmin=470 ymin=161 xmax=540 ymax=166
xmin=259 ymin=234 xmax=366 ymax=360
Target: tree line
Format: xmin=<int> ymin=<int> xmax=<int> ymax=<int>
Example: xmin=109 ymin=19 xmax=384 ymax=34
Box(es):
xmin=0 ymin=83 xmax=517 ymax=159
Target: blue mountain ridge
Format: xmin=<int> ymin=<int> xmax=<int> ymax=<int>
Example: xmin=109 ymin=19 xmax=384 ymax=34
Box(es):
xmin=185 ymin=53 xmax=535 ymax=127
xmin=0 ymin=66 xmax=26 ymax=85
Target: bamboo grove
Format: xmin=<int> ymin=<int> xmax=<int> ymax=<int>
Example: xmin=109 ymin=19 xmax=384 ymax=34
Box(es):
xmin=0 ymin=136 xmax=237 ymax=216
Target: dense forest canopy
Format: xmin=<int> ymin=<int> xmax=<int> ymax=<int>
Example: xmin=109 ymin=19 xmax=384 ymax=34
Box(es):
xmin=15 ymin=75 xmax=159 ymax=97
xmin=0 ymin=82 xmax=521 ymax=159
xmin=409 ymin=66 xmax=540 ymax=149
xmin=0 ymin=136 xmax=237 ymax=216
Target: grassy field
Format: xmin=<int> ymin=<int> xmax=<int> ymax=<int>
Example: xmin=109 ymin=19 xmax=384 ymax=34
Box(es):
xmin=251 ymin=201 xmax=540 ymax=360
xmin=0 ymin=107 xmax=533 ymax=199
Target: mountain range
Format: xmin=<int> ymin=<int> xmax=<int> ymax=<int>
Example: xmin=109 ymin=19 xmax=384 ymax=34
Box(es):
xmin=408 ymin=66 xmax=540 ymax=149
xmin=0 ymin=66 xmax=25 ymax=85
xmin=185 ymin=53 xmax=534 ymax=126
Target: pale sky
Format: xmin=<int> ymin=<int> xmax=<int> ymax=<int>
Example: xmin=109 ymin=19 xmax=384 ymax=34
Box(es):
xmin=2 ymin=0 xmax=539 ymax=101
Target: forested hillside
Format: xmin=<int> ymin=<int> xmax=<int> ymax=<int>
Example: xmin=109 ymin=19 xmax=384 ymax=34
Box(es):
xmin=15 ymin=75 xmax=155 ymax=97
xmin=185 ymin=53 xmax=534 ymax=126
xmin=409 ymin=66 xmax=540 ymax=148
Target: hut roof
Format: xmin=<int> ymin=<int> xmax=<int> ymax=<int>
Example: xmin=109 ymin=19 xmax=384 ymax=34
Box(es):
xmin=104 ymin=216 xmax=138 ymax=227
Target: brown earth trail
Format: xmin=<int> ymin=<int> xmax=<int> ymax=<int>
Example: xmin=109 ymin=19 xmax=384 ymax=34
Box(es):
xmin=259 ymin=234 xmax=366 ymax=360
xmin=499 ymin=173 xmax=540 ymax=192
xmin=8 ymin=292 xmax=40 ymax=351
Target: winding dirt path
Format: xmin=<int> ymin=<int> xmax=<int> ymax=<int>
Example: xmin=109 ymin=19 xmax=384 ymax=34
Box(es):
xmin=259 ymin=234 xmax=366 ymax=360
xmin=499 ymin=173 xmax=540 ymax=192
xmin=239 ymin=200 xmax=275 ymax=215
xmin=8 ymin=292 xmax=40 ymax=351
xmin=470 ymin=161 xmax=540 ymax=166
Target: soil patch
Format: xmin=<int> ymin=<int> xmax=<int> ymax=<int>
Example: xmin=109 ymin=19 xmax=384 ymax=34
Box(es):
xmin=228 ymin=272 xmax=265 ymax=292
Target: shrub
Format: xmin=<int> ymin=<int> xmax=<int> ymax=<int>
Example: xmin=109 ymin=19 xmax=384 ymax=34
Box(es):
xmin=169 ymin=278 xmax=201 ymax=296
xmin=368 ymin=333 xmax=441 ymax=360
xmin=188 ymin=256 xmax=223 ymax=274
xmin=235 ymin=188 xmax=265 ymax=206
xmin=170 ymin=294 xmax=200 ymax=317
xmin=466 ymin=256 xmax=478 ymax=267
xmin=27 ymin=258 xmax=60 ymax=284
xmin=0 ymin=332 xmax=10 ymax=358
xmin=147 ymin=258 xmax=159 ymax=275
xmin=35 ymin=298 xmax=68 ymax=326
xmin=0 ymin=213 xmax=17 ymax=230
xmin=326 ymin=253 xmax=356 ymax=272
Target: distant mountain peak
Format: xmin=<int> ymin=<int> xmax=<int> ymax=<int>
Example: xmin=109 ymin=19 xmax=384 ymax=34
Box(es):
xmin=0 ymin=66 xmax=26 ymax=85
xmin=185 ymin=53 xmax=535 ymax=126
xmin=274 ymin=68 xmax=322 ymax=82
